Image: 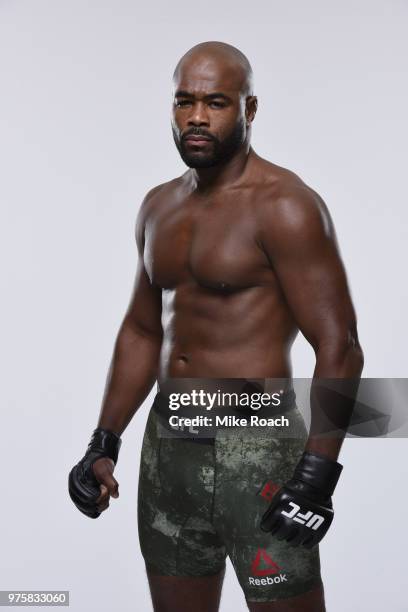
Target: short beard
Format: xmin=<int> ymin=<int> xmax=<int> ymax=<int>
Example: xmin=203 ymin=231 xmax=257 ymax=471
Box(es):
xmin=173 ymin=118 xmax=246 ymax=168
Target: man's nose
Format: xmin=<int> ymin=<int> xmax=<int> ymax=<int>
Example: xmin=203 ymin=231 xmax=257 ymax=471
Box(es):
xmin=187 ymin=102 xmax=209 ymax=126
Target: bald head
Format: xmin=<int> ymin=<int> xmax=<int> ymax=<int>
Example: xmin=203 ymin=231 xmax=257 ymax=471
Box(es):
xmin=171 ymin=42 xmax=257 ymax=169
xmin=173 ymin=41 xmax=254 ymax=98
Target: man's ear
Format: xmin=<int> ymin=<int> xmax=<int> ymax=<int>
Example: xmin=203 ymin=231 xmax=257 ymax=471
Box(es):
xmin=245 ymin=96 xmax=258 ymax=125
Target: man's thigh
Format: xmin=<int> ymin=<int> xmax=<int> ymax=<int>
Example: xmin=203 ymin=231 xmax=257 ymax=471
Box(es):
xmin=213 ymin=429 xmax=323 ymax=605
xmin=146 ymin=567 xmax=226 ymax=612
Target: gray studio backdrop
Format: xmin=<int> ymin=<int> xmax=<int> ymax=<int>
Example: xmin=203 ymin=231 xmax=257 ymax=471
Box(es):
xmin=1 ymin=1 xmax=407 ymax=611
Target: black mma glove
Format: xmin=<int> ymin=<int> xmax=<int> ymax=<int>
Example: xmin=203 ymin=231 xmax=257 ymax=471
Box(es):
xmin=68 ymin=428 xmax=122 ymax=519
xmin=260 ymin=451 xmax=343 ymax=548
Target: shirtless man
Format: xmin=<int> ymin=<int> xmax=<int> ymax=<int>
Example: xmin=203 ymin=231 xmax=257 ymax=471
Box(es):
xmin=69 ymin=41 xmax=364 ymax=611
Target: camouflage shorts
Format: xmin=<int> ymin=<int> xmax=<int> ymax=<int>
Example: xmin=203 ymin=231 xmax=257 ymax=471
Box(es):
xmin=137 ymin=392 xmax=322 ymax=603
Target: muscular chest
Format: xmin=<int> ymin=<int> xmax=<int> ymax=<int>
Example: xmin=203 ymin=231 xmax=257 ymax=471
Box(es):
xmin=144 ymin=199 xmax=267 ymax=290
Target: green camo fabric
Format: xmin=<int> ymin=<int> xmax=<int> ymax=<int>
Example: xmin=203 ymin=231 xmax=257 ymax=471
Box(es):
xmin=137 ymin=397 xmax=322 ymax=603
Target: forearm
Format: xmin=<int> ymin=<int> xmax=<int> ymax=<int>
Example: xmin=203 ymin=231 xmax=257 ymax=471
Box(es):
xmin=305 ymin=340 xmax=364 ymax=460
xmin=97 ymin=319 xmax=162 ymax=435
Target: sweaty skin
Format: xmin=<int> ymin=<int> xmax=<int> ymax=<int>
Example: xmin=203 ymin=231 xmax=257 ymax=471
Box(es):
xmin=91 ymin=41 xmax=364 ymax=612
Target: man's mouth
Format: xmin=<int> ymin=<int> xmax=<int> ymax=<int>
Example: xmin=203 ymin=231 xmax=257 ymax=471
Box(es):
xmin=184 ymin=134 xmax=213 ymax=144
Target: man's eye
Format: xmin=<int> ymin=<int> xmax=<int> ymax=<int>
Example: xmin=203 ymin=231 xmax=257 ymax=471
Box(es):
xmin=176 ymin=100 xmax=191 ymax=108
xmin=209 ymin=101 xmax=225 ymax=109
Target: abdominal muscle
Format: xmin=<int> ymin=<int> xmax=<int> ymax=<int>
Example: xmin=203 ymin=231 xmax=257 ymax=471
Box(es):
xmin=157 ymin=283 xmax=297 ymax=384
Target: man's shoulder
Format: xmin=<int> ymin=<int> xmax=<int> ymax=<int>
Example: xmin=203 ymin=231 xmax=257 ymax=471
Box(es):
xmin=137 ymin=175 xmax=186 ymax=219
xmin=253 ymin=157 xmax=330 ymax=237
xmin=142 ymin=176 xmax=184 ymax=206
xmin=253 ymin=156 xmax=316 ymax=201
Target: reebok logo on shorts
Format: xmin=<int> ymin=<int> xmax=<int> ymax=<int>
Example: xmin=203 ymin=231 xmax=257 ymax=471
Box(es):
xmin=251 ymin=548 xmax=280 ymax=576
xmin=249 ymin=549 xmax=288 ymax=586
xmin=249 ymin=574 xmax=288 ymax=586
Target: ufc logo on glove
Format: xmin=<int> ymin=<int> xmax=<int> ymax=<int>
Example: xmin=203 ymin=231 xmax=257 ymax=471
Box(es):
xmin=281 ymin=502 xmax=325 ymax=530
